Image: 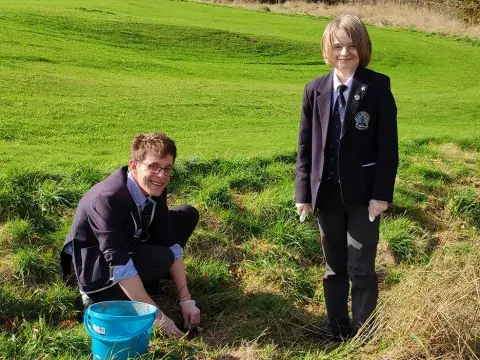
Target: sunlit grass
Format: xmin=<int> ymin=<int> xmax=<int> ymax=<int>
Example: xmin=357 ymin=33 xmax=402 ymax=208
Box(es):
xmin=0 ymin=0 xmax=479 ymax=358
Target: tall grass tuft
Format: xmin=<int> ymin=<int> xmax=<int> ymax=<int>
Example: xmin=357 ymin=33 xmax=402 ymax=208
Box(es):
xmin=199 ymin=178 xmax=234 ymax=208
xmin=447 ymin=188 xmax=480 ymax=228
xmin=380 ymin=216 xmax=429 ymax=263
xmin=349 ymin=242 xmax=480 ymax=359
xmin=0 ymin=169 xmax=101 ymax=232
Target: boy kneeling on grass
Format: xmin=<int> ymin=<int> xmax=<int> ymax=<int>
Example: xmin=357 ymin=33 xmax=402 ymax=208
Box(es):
xmin=61 ymin=132 xmax=200 ymax=337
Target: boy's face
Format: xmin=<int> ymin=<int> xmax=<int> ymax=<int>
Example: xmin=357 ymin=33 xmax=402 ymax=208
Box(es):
xmin=129 ymin=153 xmax=174 ymax=197
xmin=331 ymin=30 xmax=359 ymax=73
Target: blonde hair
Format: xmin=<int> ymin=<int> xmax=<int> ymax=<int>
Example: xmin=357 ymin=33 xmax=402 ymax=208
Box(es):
xmin=130 ymin=132 xmax=176 ymax=162
xmin=322 ymin=14 xmax=372 ymax=68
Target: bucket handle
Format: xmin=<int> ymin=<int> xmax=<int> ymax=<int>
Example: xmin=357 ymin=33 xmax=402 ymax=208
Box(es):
xmin=84 ymin=311 xmax=156 ymax=343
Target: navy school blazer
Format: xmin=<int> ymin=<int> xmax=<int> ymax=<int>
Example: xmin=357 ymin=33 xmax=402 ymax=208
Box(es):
xmin=295 ymin=67 xmax=399 ymax=210
xmin=64 ymin=167 xmax=173 ymax=294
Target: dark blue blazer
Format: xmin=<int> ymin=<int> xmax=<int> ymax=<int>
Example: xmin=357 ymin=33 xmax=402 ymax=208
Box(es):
xmin=64 ymin=167 xmax=172 ymax=293
xmin=295 ymin=67 xmax=398 ymax=209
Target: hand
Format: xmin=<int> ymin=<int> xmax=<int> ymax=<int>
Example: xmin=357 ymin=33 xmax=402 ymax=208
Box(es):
xmin=295 ymin=203 xmax=311 ymax=223
xmin=154 ymin=312 xmax=184 ymax=337
xmin=179 ymin=300 xmax=201 ymax=330
xmin=368 ymin=200 xmax=388 ymax=222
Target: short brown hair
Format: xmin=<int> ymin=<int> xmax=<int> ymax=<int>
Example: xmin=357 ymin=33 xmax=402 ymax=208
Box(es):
xmin=322 ymin=14 xmax=372 ymax=68
xmin=130 ymin=132 xmax=177 ymax=162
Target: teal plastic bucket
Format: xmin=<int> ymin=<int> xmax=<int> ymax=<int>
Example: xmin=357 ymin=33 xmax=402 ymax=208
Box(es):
xmin=84 ymin=301 xmax=158 ymax=360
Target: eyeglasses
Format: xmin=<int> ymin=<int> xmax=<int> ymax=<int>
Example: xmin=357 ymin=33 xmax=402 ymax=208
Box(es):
xmin=142 ymin=163 xmax=174 ymax=176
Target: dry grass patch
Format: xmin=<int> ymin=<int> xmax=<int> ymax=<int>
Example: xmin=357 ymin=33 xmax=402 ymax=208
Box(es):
xmin=376 ymin=240 xmax=397 ymax=282
xmin=199 ymin=0 xmax=480 ymax=38
xmin=0 ymin=253 xmax=14 ymax=284
xmin=204 ymin=314 xmax=272 ymax=345
xmin=215 ymin=338 xmax=278 ymax=360
xmin=438 ymin=143 xmax=478 ymax=162
xmin=246 ymin=238 xmax=279 ymax=256
xmin=239 ymin=260 xmax=288 ymax=295
xmin=432 ymin=204 xmax=476 ymax=246
xmin=350 ymin=241 xmax=480 ymax=360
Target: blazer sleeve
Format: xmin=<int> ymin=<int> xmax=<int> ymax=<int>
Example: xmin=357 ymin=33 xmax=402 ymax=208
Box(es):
xmin=295 ymin=84 xmax=313 ymax=204
xmin=88 ymin=192 xmax=132 ymax=267
xmin=372 ymin=76 xmax=399 ymax=202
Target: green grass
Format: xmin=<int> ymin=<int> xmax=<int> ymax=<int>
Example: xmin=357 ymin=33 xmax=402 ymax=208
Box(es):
xmin=1 ymin=0 xmax=479 ymax=173
xmin=0 ymin=0 xmax=479 ymax=359
xmin=0 ymin=218 xmax=36 ymax=247
xmin=13 ymin=247 xmax=59 ymax=285
xmin=380 ymin=216 xmax=428 ymax=263
xmin=447 ymin=188 xmax=480 ymax=227
xmin=0 ymin=140 xmax=478 ymax=358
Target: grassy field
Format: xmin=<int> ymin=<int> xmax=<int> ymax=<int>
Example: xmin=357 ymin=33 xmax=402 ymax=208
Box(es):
xmin=0 ymin=0 xmax=479 ymax=359
xmin=1 ymin=0 xmax=479 ymax=172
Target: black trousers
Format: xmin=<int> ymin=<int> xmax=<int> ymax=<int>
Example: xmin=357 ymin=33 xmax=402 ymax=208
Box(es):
xmin=316 ymin=181 xmax=379 ymax=336
xmin=86 ymin=204 xmax=199 ymax=303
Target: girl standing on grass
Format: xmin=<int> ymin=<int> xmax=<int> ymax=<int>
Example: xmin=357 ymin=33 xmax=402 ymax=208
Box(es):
xmin=295 ymin=14 xmax=398 ymax=340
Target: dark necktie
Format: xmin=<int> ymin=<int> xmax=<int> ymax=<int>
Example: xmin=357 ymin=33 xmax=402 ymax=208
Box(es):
xmin=337 ymin=84 xmax=347 ymax=108
xmin=328 ymin=84 xmax=348 ymax=182
xmin=139 ymin=200 xmax=154 ymax=242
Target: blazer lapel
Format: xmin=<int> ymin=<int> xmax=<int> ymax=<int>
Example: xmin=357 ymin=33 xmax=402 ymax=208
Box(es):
xmin=341 ymin=70 xmax=368 ymax=138
xmin=119 ymin=169 xmax=143 ymax=235
xmin=316 ymin=72 xmax=334 ymax=149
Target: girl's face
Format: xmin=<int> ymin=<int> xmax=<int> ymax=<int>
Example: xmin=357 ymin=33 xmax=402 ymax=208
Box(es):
xmin=332 ymin=30 xmax=359 ymax=73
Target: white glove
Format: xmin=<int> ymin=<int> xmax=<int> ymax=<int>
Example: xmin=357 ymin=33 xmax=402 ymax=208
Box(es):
xmin=154 ymin=312 xmax=184 ymax=337
xmin=295 ymin=203 xmax=311 ymax=223
xmin=368 ymin=200 xmax=388 ymax=222
xmin=179 ymin=300 xmax=201 ymax=330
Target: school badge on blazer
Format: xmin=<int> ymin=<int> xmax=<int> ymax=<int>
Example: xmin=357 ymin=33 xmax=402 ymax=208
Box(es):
xmin=354 ymin=111 xmax=370 ymax=130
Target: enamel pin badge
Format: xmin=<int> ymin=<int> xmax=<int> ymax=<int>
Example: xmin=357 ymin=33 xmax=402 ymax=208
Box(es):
xmin=355 ymin=85 xmax=367 ymax=101
xmin=354 ymin=111 xmax=370 ymax=130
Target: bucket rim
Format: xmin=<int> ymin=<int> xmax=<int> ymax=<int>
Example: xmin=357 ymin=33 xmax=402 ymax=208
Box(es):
xmin=84 ymin=309 xmax=156 ymax=345
xmin=87 ymin=300 xmax=158 ymax=320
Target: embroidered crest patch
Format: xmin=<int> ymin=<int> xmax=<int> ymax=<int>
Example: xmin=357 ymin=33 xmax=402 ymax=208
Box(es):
xmin=354 ymin=111 xmax=370 ymax=130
